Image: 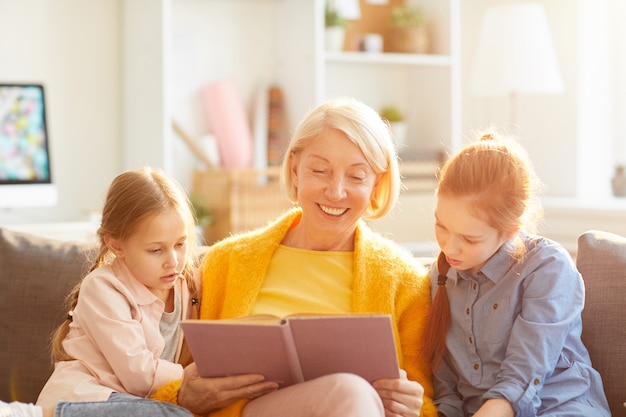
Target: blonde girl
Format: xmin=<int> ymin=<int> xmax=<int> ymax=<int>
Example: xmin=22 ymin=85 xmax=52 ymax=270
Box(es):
xmin=33 ymin=167 xmax=200 ymax=417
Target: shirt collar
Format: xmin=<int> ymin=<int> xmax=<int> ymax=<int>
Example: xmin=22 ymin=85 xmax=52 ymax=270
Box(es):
xmin=111 ymin=257 xmax=165 ymax=306
xmin=449 ymin=238 xmax=518 ymax=285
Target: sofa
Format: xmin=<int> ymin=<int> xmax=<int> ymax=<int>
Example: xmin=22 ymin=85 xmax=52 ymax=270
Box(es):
xmin=0 ymin=227 xmax=624 ymax=415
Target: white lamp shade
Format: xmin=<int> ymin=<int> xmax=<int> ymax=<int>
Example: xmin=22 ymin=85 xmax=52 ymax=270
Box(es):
xmin=470 ymin=3 xmax=564 ymax=96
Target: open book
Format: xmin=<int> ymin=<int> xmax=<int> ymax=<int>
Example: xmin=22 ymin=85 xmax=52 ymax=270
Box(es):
xmin=181 ymin=313 xmax=400 ymax=387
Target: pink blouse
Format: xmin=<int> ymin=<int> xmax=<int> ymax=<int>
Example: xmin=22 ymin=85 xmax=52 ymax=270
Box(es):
xmin=36 ymin=258 xmax=198 ymax=408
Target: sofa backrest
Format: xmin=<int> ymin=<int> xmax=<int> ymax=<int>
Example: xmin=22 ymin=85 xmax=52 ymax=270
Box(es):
xmin=577 ymin=230 xmax=626 ymax=417
xmin=0 ymin=228 xmax=98 ymax=403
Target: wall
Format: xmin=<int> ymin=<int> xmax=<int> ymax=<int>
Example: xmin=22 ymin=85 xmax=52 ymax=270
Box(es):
xmin=0 ymin=0 xmax=122 ymax=224
xmin=542 ymin=198 xmax=626 ymax=255
xmin=3 ymin=0 xmax=626 ymax=245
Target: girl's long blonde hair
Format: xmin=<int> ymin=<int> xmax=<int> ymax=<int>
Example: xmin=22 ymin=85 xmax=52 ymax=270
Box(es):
xmin=422 ymin=132 xmax=543 ymax=369
xmin=50 ymin=167 xmax=200 ymax=362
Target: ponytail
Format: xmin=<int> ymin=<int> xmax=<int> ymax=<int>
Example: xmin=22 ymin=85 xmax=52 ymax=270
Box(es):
xmin=49 ymin=281 xmax=82 ymax=362
xmin=422 ymin=252 xmax=452 ymax=369
xmin=49 ymin=246 xmax=109 ymax=363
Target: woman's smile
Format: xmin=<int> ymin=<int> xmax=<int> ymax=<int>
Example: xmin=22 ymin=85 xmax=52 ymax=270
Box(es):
xmin=319 ymin=204 xmax=348 ymax=216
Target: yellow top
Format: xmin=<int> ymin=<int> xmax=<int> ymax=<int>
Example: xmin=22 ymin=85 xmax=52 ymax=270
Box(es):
xmin=251 ymin=245 xmax=353 ymax=317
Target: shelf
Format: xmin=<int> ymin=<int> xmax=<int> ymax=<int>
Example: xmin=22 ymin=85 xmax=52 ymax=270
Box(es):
xmin=325 ymin=51 xmax=453 ymax=67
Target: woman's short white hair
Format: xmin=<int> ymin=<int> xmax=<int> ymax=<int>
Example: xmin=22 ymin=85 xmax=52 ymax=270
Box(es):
xmin=281 ymin=96 xmax=400 ymax=220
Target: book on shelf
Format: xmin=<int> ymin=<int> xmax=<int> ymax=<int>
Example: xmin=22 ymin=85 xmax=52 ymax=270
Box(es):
xmin=181 ymin=313 xmax=400 ymax=387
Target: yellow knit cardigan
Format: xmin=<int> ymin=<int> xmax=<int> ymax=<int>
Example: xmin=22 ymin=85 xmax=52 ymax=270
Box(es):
xmin=153 ymin=208 xmax=436 ymax=417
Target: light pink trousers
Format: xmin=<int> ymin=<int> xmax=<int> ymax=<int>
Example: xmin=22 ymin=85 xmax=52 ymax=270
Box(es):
xmin=242 ymin=373 xmax=385 ymax=417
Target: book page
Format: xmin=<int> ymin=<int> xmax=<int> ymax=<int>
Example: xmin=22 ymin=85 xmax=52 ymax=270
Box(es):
xmin=219 ymin=314 xmax=282 ymax=324
xmin=217 ymin=312 xmax=346 ymax=324
xmin=181 ymin=320 xmax=302 ymax=386
xmin=287 ymin=315 xmax=400 ymax=382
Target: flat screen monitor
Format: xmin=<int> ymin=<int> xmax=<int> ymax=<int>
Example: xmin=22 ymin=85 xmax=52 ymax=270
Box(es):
xmin=0 ymin=83 xmax=57 ymax=208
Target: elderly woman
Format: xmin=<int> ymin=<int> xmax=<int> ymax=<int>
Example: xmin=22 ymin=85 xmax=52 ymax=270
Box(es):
xmin=154 ymin=97 xmax=436 ymax=417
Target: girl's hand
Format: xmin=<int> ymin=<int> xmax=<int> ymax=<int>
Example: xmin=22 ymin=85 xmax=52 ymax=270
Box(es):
xmin=372 ymin=369 xmax=424 ymax=417
xmin=178 ymin=362 xmax=279 ymax=415
xmin=472 ymin=398 xmax=515 ymax=417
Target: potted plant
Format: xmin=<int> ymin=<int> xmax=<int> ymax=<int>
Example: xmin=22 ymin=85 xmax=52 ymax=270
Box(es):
xmin=189 ymin=192 xmax=214 ymax=244
xmin=325 ymin=5 xmax=346 ymax=52
xmin=380 ymin=106 xmax=408 ymax=151
xmin=389 ymin=5 xmax=428 ymax=54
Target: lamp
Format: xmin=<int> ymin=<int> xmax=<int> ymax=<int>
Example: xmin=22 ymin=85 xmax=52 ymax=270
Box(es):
xmin=469 ymin=3 xmax=564 ymax=128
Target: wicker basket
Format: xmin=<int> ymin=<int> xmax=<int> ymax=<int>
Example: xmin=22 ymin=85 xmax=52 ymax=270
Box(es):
xmin=390 ymin=26 xmax=428 ymax=54
xmin=192 ymin=167 xmax=295 ymax=244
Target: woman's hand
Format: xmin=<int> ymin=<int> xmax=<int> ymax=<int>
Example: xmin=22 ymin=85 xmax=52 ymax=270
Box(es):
xmin=372 ymin=369 xmax=424 ymax=417
xmin=177 ymin=363 xmax=279 ymax=415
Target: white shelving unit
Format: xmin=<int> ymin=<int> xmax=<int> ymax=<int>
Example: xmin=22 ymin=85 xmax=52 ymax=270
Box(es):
xmin=320 ymin=0 xmax=461 ymax=156
xmin=325 ymin=51 xmax=453 ymax=65
xmin=121 ymin=0 xmax=460 ymax=243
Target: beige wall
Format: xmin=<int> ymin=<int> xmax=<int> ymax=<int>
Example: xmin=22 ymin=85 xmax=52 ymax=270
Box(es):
xmin=0 ymin=0 xmax=122 ymax=223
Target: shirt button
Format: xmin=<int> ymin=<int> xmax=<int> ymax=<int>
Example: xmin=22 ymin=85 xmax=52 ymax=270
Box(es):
xmin=466 ymin=308 xmax=470 ymax=315
xmin=493 ymin=303 xmax=498 ymax=310
xmin=469 ymin=336 xmax=473 ymax=344
xmin=473 ymin=283 xmax=477 ymax=290
xmin=534 ymin=378 xmax=540 ymax=385
xmin=473 ymin=363 xmax=479 ymax=370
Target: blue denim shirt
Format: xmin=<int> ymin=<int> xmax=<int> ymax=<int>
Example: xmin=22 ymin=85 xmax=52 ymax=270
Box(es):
xmin=430 ymin=233 xmax=610 ymax=417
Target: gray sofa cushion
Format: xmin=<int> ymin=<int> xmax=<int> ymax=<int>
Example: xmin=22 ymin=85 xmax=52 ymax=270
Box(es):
xmin=577 ymin=230 xmax=626 ymax=416
xmin=0 ymin=228 xmax=97 ymax=403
